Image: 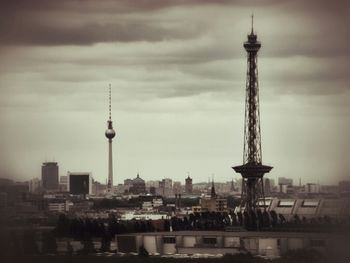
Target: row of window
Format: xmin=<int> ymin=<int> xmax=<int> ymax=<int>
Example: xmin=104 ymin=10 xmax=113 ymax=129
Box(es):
xmin=162 ymin=237 xmax=326 ymax=247
xmin=163 ymin=237 xmax=217 ymax=244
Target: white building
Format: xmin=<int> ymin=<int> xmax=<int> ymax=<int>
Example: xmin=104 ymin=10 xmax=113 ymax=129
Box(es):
xmin=48 ymin=200 xmax=72 ymax=213
xmin=29 ymin=178 xmax=41 ymax=194
xmin=121 ymin=211 xmax=168 ymax=220
xmin=116 ymin=231 xmax=334 ymax=258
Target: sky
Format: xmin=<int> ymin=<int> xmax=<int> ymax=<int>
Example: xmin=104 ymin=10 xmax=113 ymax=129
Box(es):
xmin=0 ymin=0 xmax=349 ymax=185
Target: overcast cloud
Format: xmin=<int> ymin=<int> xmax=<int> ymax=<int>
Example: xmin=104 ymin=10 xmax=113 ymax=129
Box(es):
xmin=0 ymin=0 xmax=349 ymax=185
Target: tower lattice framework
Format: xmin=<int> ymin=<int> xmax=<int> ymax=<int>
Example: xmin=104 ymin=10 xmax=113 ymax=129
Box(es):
xmin=233 ymin=17 xmax=273 ymax=212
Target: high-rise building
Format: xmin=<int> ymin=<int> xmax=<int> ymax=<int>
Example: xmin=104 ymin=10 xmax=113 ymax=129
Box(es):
xmin=339 ymin=181 xmax=350 ymax=192
xmin=305 ymin=183 xmax=320 ymax=193
xmin=29 ymin=178 xmax=41 ymax=194
xmin=185 ymin=175 xmax=193 ymax=194
xmin=105 ymin=84 xmax=116 ymax=193
xmin=173 ymin=181 xmax=182 ymax=194
xmin=201 ymin=182 xmax=227 ymax=212
xmin=59 ymin=175 xmax=68 ymax=192
xmin=158 ymin=178 xmax=173 ymax=197
xmin=230 ymin=179 xmax=235 ymax=192
xmin=278 ymin=177 xmax=293 ymax=186
xmin=68 ymin=172 xmax=92 ymax=195
xmin=264 ymin=178 xmax=271 ymax=195
xmin=41 ymin=162 xmax=59 ymax=190
xmin=232 ymin=16 xmax=273 ymax=211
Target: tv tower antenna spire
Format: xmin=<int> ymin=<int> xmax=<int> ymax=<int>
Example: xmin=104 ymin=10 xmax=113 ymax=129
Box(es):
xmin=232 ymin=17 xmax=273 ymax=213
xmin=109 ymin=83 xmax=112 ymax=121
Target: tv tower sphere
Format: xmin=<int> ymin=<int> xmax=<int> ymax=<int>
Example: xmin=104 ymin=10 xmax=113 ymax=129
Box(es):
xmin=105 ymin=122 xmax=116 ymax=139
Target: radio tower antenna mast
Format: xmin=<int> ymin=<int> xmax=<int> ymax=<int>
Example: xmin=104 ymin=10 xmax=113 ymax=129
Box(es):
xmin=232 ymin=17 xmax=273 ymax=212
xmin=105 ymin=84 xmax=116 ymax=193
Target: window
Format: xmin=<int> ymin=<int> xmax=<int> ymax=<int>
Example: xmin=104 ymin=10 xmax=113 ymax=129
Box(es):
xmin=257 ymin=199 xmax=271 ymax=207
xmin=278 ymin=200 xmax=295 ymax=207
xmin=302 ymin=200 xmax=319 ymax=207
xmin=163 ymin=237 xmax=176 ymax=244
xmin=203 ymin=237 xmax=217 ymax=245
xmin=310 ymin=239 xmax=326 ymax=247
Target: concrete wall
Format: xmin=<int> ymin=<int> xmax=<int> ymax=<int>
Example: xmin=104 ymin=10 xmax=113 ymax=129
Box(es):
xmin=258 ymin=238 xmax=279 ymax=257
xmin=287 ymin=238 xmax=304 ymax=250
xmin=116 ymin=231 xmax=333 ymax=258
xmin=163 ymin=243 xmax=176 ymax=254
xmin=224 ymin=236 xmax=240 ymax=248
xmin=183 ymin=236 xmax=197 ymax=247
xmin=143 ymin=235 xmax=158 ymax=254
xmin=242 ymin=238 xmax=258 ymax=254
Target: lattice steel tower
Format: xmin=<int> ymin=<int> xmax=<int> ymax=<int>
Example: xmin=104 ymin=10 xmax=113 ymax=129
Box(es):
xmin=105 ymin=84 xmax=116 ymax=192
xmin=232 ymin=16 xmax=273 ymax=211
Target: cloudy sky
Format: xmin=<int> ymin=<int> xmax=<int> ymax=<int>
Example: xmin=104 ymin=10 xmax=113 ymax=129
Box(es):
xmin=0 ymin=0 xmax=349 ymax=185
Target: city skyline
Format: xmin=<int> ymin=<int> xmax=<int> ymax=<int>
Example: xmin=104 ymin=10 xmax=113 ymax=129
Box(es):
xmin=1 ymin=0 xmax=350 ymax=185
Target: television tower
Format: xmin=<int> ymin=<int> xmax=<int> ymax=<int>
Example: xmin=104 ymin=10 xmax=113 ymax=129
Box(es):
xmin=232 ymin=16 xmax=273 ymax=211
xmin=105 ymin=84 xmax=116 ymax=192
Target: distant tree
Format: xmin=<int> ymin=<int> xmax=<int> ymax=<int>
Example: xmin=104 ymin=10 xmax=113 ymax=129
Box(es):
xmin=231 ymin=212 xmax=238 ymax=226
xmin=270 ymin=210 xmax=278 ymax=226
xmin=279 ymin=213 xmax=287 ymax=224
xmin=237 ymin=211 xmax=243 ymax=226
xmin=10 ymin=232 xmax=22 ymax=255
xmin=323 ymin=215 xmax=331 ymax=224
xmin=55 ymin=213 xmax=70 ymax=237
xmin=262 ymin=210 xmax=271 ymax=228
xmin=293 ymin=214 xmax=301 ymax=224
xmin=23 ymin=231 xmax=39 ymax=255
xmin=243 ymin=211 xmax=250 ymax=228
xmin=81 ymin=235 xmax=95 ymax=254
xmin=250 ymin=210 xmax=258 ymax=230
xmin=41 ymin=231 xmax=57 ymax=254
xmin=100 ymin=235 xmax=111 ymax=252
xmin=256 ymin=209 xmax=264 ymax=229
xmin=164 ymin=219 xmax=170 ymax=231
xmin=280 ymin=248 xmax=326 ymax=263
xmin=146 ymin=220 xmax=155 ymax=232
xmin=138 ymin=245 xmax=149 ymax=257
xmin=66 ymin=240 xmax=73 ymax=256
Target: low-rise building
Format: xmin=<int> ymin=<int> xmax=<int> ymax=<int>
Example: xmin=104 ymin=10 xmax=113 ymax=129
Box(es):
xmin=116 ymin=231 xmax=335 ymax=258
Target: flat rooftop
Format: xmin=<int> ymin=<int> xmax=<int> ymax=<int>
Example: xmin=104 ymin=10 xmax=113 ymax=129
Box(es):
xmin=116 ymin=231 xmax=335 ymax=238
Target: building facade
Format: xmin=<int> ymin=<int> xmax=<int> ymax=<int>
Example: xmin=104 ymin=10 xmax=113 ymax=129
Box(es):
xmin=185 ymin=176 xmax=193 ymax=194
xmin=41 ymin=162 xmax=59 ymax=191
xmin=116 ymin=231 xmax=335 ymax=258
xmin=68 ymin=172 xmax=92 ymax=195
xmin=130 ymin=174 xmax=146 ymax=194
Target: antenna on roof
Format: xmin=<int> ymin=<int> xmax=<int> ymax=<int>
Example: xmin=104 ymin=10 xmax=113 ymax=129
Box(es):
xmin=251 ymin=13 xmax=254 ymax=34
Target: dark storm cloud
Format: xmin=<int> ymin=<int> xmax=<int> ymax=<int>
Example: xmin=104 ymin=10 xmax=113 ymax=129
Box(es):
xmin=2 ymin=0 xmax=347 ymax=48
xmin=0 ymin=0 xmax=280 ymax=14
xmin=0 ymin=20 xmax=204 ymax=45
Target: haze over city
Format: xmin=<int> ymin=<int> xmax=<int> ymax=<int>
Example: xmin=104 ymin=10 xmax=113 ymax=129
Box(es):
xmin=0 ymin=0 xmax=349 ymax=185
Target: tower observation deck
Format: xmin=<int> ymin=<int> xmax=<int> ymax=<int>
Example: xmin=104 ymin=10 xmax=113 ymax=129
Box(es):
xmin=232 ymin=16 xmax=273 ymax=212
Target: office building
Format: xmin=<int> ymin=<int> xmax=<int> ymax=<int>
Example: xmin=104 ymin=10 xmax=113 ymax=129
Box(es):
xmin=185 ymin=175 xmax=193 ymax=194
xmin=41 ymin=162 xmax=59 ymax=190
xmin=68 ymin=172 xmax=92 ymax=195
